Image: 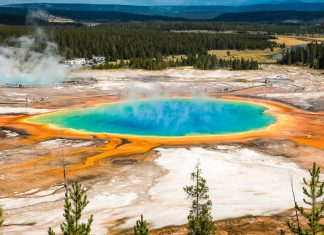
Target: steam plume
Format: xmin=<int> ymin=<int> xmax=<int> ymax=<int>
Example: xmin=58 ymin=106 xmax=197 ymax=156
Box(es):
xmin=0 ymin=28 xmax=69 ymax=86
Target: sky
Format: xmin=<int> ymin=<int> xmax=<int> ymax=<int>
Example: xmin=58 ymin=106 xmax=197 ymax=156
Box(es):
xmin=1 ymin=0 xmax=324 ymax=5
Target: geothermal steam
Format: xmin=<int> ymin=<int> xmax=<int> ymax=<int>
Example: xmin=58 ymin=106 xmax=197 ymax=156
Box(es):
xmin=0 ymin=29 xmax=69 ymax=86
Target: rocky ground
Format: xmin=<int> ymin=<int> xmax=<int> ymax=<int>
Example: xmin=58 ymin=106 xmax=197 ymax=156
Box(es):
xmin=0 ymin=65 xmax=323 ymax=234
xmin=1 ymin=65 xmax=323 ymax=111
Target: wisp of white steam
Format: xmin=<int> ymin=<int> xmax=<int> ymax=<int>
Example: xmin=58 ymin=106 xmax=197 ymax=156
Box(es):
xmin=0 ymin=29 xmax=69 ymax=86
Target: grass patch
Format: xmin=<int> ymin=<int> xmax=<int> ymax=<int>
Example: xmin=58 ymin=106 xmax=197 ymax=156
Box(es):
xmin=272 ymin=35 xmax=324 ymax=47
xmin=208 ymin=48 xmax=283 ymax=63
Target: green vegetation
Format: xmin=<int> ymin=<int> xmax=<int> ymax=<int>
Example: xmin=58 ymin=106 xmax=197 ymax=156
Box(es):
xmin=94 ymin=54 xmax=258 ymax=70
xmin=48 ymin=182 xmax=93 ymax=235
xmin=284 ymin=163 xmax=324 ymax=234
xmin=134 ymin=215 xmax=149 ymax=235
xmin=0 ymin=207 xmax=3 ymax=233
xmin=279 ymin=43 xmax=324 ymax=69
xmin=0 ymin=25 xmax=276 ymax=60
xmin=209 ymin=48 xmax=283 ymax=63
xmin=101 ymin=22 xmax=324 ymax=35
xmin=4 ymin=23 xmax=324 ymax=71
xmin=0 ymin=6 xmax=188 ymax=25
xmin=129 ymin=57 xmax=168 ymax=70
xmin=2 ymin=3 xmax=324 ymax=28
xmin=184 ymin=162 xmax=216 ymax=235
xmin=50 ymin=27 xmax=276 ymax=59
xmin=188 ymin=54 xmax=259 ymax=70
xmin=0 ymin=25 xmax=31 ymax=40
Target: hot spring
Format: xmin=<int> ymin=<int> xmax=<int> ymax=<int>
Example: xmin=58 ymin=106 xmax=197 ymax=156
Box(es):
xmin=29 ymin=98 xmax=276 ymax=137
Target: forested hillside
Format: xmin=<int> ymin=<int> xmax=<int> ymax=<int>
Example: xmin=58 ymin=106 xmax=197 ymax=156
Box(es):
xmin=0 ymin=25 xmax=277 ymax=60
xmin=48 ymin=9 xmax=187 ymax=22
xmin=6 ymin=2 xmax=324 ymax=16
xmin=0 ymin=13 xmax=26 ymax=25
xmin=99 ymin=22 xmax=324 ymax=35
xmin=0 ymin=6 xmax=187 ymax=25
xmin=1 ymin=3 xmax=324 ymax=24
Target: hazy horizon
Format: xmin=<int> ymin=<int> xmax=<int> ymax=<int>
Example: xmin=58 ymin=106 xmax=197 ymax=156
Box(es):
xmin=1 ymin=0 xmax=324 ymax=6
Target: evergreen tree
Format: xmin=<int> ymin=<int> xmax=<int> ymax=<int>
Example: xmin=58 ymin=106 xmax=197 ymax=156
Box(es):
xmin=279 ymin=229 xmax=286 ymax=235
xmin=48 ymin=182 xmax=93 ymax=235
xmin=0 ymin=25 xmax=277 ymax=61
xmin=184 ymin=162 xmax=216 ymax=235
xmin=287 ymin=163 xmax=324 ymax=235
xmin=0 ymin=207 xmax=3 ymax=231
xmin=134 ymin=215 xmax=149 ymax=235
xmin=48 ymin=227 xmax=56 ymax=235
xmin=279 ymin=42 xmax=324 ymax=70
xmin=95 ymin=54 xmax=258 ymax=71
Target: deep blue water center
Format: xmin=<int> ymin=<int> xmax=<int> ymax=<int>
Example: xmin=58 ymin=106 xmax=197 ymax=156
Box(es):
xmin=31 ymin=98 xmax=276 ymax=137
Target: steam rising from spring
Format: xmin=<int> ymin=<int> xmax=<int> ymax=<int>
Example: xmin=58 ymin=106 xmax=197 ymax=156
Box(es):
xmin=0 ymin=29 xmax=69 ymax=86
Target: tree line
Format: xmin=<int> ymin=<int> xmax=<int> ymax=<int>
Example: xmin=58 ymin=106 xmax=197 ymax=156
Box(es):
xmin=1 ymin=19 xmax=324 ymax=35
xmin=186 ymin=54 xmax=259 ymax=70
xmin=0 ymin=25 xmax=276 ymax=60
xmin=102 ymin=22 xmax=324 ymax=35
xmin=49 ymin=27 xmax=277 ymax=59
xmin=279 ymin=42 xmax=324 ymax=69
xmin=1 ymin=161 xmax=324 ymax=234
xmin=94 ymin=54 xmax=259 ymax=70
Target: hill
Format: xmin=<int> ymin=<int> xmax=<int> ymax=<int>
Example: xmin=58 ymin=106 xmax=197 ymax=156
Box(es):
xmin=212 ymin=10 xmax=324 ymax=23
xmin=4 ymin=2 xmax=324 ymax=17
xmin=46 ymin=9 xmax=188 ymax=22
xmin=0 ymin=3 xmax=324 ymax=24
xmin=0 ymin=6 xmax=188 ymax=25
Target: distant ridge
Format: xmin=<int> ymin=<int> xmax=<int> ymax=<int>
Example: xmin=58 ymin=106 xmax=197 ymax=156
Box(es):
xmin=235 ymin=2 xmax=324 ymax=12
xmin=0 ymin=6 xmax=188 ymax=25
xmin=2 ymin=3 xmax=235 ymax=17
xmin=46 ymin=9 xmax=189 ymax=22
xmin=4 ymin=2 xmax=324 ymax=15
xmin=212 ymin=10 xmax=324 ymax=23
xmin=1 ymin=2 xmax=324 ymax=24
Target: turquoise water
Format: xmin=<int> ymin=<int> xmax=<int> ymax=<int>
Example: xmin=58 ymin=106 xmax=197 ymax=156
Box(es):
xmin=31 ymin=98 xmax=276 ymax=137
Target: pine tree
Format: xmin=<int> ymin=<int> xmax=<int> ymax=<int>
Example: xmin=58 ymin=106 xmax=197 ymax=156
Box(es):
xmin=48 ymin=227 xmax=56 ymax=235
xmin=48 ymin=182 xmax=93 ymax=235
xmin=279 ymin=229 xmax=286 ymax=235
xmin=184 ymin=161 xmax=216 ymax=235
xmin=134 ymin=215 xmax=149 ymax=235
xmin=0 ymin=207 xmax=4 ymax=235
xmin=279 ymin=43 xmax=324 ymax=70
xmin=287 ymin=162 xmax=324 ymax=235
xmin=0 ymin=207 xmax=3 ymax=228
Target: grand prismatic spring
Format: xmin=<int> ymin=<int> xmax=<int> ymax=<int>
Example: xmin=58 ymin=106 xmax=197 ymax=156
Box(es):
xmin=28 ymin=98 xmax=276 ymax=137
